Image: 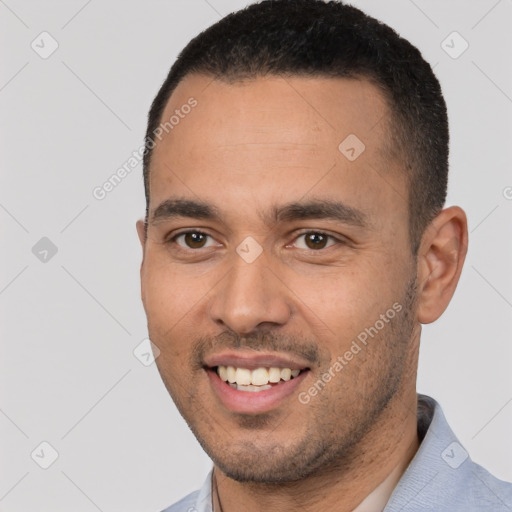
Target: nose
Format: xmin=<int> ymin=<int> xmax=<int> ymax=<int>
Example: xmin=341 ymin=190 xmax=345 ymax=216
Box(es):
xmin=208 ymin=252 xmax=292 ymax=335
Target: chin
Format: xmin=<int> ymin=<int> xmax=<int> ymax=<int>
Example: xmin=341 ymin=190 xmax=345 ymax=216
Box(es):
xmin=199 ymin=429 xmax=339 ymax=484
xmin=214 ymin=455 xmax=313 ymax=484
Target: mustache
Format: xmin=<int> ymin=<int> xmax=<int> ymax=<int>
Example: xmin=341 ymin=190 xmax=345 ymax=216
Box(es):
xmin=191 ymin=330 xmax=321 ymax=369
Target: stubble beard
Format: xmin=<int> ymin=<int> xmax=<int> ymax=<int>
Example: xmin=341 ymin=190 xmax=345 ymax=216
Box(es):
xmin=159 ymin=274 xmax=419 ymax=485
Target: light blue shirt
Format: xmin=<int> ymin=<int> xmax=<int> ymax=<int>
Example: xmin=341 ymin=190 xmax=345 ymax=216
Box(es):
xmin=161 ymin=395 xmax=512 ymax=511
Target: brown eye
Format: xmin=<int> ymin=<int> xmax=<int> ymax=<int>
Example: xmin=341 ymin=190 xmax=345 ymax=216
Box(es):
xmin=185 ymin=232 xmax=207 ymax=248
xmin=304 ymin=232 xmax=328 ymax=249
xmin=293 ymin=232 xmax=338 ymax=250
xmin=174 ymin=231 xmax=213 ymax=249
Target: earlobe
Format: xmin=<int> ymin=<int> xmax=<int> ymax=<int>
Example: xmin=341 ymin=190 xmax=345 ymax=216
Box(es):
xmin=416 ymin=206 xmax=468 ymax=324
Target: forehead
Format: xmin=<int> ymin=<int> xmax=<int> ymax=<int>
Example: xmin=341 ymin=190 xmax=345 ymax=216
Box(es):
xmin=148 ymin=73 xmax=407 ymax=226
xmin=157 ymin=73 xmax=390 ymax=150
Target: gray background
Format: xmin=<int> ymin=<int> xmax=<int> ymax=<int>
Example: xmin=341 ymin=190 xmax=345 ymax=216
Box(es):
xmin=1 ymin=0 xmax=511 ymax=510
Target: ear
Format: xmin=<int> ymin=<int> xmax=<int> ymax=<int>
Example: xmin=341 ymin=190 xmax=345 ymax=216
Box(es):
xmin=136 ymin=219 xmax=147 ymax=306
xmin=416 ymin=206 xmax=468 ymax=324
xmin=136 ymin=219 xmax=147 ymax=264
xmin=136 ymin=219 xmax=146 ymax=246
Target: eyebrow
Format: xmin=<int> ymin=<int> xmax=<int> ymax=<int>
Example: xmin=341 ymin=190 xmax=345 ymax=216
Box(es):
xmin=150 ymin=198 xmax=369 ymax=228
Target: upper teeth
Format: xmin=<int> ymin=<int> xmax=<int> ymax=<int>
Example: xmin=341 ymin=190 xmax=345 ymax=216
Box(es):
xmin=217 ymin=366 xmax=301 ymax=386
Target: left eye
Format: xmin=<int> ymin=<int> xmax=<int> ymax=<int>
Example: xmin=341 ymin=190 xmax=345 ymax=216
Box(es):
xmin=293 ymin=232 xmax=338 ymax=250
xmin=173 ymin=231 xmax=216 ymax=249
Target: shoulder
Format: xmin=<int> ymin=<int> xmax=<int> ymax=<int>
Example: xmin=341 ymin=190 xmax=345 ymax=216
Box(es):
xmin=160 ymin=470 xmax=213 ymax=512
xmin=387 ymin=456 xmax=512 ymax=511
xmin=463 ymin=461 xmax=512 ymax=510
xmin=160 ymin=490 xmax=200 ymax=512
xmin=384 ymin=395 xmax=512 ymax=511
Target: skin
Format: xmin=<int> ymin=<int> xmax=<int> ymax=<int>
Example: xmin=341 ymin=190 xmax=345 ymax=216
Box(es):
xmin=136 ymin=74 xmax=468 ymax=512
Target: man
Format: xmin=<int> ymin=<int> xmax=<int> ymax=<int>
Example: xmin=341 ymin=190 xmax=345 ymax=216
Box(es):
xmin=136 ymin=1 xmax=512 ymax=510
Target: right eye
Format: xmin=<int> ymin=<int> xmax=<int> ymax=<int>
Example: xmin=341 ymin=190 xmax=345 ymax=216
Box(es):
xmin=170 ymin=231 xmax=217 ymax=250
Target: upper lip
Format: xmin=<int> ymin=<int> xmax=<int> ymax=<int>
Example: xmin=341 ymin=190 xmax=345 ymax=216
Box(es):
xmin=203 ymin=351 xmax=311 ymax=370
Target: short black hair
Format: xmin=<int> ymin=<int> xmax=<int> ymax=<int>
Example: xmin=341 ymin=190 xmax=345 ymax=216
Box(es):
xmin=143 ymin=0 xmax=448 ymax=253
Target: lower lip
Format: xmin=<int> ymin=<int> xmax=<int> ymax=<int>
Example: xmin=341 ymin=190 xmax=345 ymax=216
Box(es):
xmin=206 ymin=368 xmax=308 ymax=414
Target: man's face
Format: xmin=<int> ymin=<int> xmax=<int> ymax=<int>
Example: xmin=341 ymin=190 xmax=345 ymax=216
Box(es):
xmin=138 ymin=74 xmax=419 ymax=482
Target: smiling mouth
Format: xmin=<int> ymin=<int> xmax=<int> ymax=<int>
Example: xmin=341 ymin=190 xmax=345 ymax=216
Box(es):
xmin=214 ymin=365 xmax=305 ymax=392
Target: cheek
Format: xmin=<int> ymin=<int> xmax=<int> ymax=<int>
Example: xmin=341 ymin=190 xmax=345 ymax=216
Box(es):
xmin=141 ymin=262 xmax=207 ymax=365
xmin=289 ymin=266 xmax=384 ymax=332
xmin=142 ymin=255 xmax=213 ymax=324
xmin=287 ymin=258 xmax=404 ymax=362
